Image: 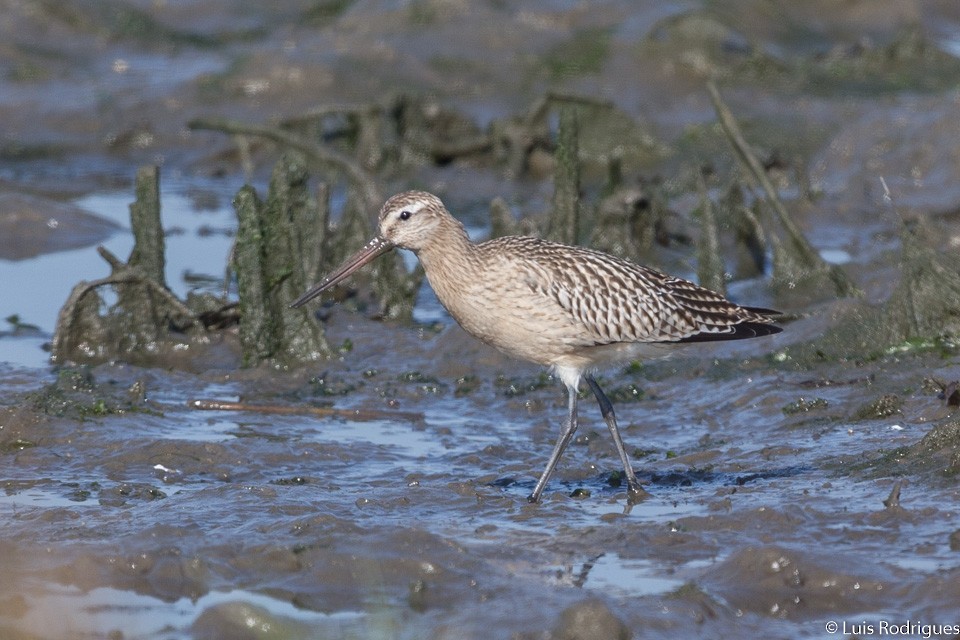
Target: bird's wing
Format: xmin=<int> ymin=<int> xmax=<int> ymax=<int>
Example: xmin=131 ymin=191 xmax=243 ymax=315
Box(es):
xmin=501 ymin=237 xmax=773 ymax=345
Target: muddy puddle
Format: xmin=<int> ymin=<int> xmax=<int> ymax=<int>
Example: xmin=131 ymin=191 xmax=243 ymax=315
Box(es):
xmin=3 ymin=1 xmax=960 ymax=639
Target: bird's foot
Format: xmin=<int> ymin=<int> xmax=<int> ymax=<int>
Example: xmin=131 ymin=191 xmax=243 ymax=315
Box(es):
xmin=626 ymin=481 xmax=650 ymax=504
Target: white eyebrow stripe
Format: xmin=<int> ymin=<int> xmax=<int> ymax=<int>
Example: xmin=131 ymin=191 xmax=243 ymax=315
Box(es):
xmin=403 ymin=200 xmax=428 ymax=215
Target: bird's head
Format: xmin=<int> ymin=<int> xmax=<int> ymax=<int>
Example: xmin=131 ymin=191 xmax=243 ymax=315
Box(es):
xmin=290 ymin=190 xmax=454 ymax=308
xmin=376 ymin=190 xmax=448 ymax=252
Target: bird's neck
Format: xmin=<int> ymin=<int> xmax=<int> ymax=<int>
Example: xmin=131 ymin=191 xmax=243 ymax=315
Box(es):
xmin=415 ymin=216 xmax=476 ymax=275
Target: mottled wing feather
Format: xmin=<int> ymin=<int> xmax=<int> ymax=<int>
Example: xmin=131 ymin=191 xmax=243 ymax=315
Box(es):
xmin=490 ymin=236 xmax=778 ymax=346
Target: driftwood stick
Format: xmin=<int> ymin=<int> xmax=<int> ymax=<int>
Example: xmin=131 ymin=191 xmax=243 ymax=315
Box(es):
xmin=188 ymin=117 xmax=380 ymax=212
xmin=188 ymin=398 xmax=424 ymax=424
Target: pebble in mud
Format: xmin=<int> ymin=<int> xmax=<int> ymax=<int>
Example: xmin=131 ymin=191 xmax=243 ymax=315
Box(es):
xmin=192 ymin=601 xmax=316 ymax=640
xmin=701 ymin=545 xmax=888 ymax=618
xmin=551 ymin=599 xmax=630 ymax=640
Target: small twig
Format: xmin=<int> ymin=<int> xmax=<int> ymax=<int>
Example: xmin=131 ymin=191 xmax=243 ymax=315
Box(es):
xmin=707 ymin=80 xmax=860 ymax=296
xmin=188 ymin=398 xmax=424 ymax=424
xmin=97 ymin=245 xmax=125 ymax=270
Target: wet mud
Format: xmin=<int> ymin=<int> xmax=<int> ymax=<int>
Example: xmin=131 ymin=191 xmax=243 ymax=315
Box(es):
xmin=0 ymin=193 xmax=121 ymax=261
xmin=3 ymin=1 xmax=960 ymax=639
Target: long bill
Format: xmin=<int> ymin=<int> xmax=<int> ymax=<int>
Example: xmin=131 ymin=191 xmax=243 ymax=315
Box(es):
xmin=290 ymin=235 xmax=395 ymax=308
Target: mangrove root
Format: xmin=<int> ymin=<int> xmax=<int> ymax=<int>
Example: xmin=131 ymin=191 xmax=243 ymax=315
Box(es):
xmin=51 ymin=167 xmax=210 ymax=365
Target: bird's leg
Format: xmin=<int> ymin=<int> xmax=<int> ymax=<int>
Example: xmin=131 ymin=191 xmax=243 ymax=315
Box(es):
xmin=584 ymin=374 xmax=649 ymax=503
xmin=528 ymin=382 xmax=579 ymax=503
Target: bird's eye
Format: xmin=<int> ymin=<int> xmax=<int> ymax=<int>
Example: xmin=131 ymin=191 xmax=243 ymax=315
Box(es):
xmin=399 ymin=210 xmax=412 ymax=221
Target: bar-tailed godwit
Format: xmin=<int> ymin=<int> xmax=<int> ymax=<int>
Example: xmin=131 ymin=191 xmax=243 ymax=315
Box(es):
xmin=293 ymin=191 xmax=781 ymax=503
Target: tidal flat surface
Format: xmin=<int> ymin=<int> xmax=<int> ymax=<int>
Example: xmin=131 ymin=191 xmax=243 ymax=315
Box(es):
xmin=2 ymin=1 xmax=960 ymax=638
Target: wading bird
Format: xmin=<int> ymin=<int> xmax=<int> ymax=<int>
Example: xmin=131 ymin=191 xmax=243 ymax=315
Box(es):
xmin=292 ymin=191 xmax=781 ymax=503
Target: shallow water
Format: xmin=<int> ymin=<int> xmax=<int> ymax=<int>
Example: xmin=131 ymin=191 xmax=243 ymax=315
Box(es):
xmin=3 ymin=1 xmax=960 ymax=638
xmin=3 ymin=331 xmax=959 ymax=638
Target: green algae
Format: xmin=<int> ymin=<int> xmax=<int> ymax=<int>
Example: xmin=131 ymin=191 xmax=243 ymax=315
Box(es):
xmin=545 ymin=106 xmax=581 ymax=245
xmin=232 ymin=154 xmax=331 ymax=367
xmin=26 ymin=367 xmax=157 ymax=422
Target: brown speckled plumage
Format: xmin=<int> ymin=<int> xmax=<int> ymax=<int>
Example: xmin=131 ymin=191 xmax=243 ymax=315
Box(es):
xmin=293 ymin=191 xmax=782 ymax=503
